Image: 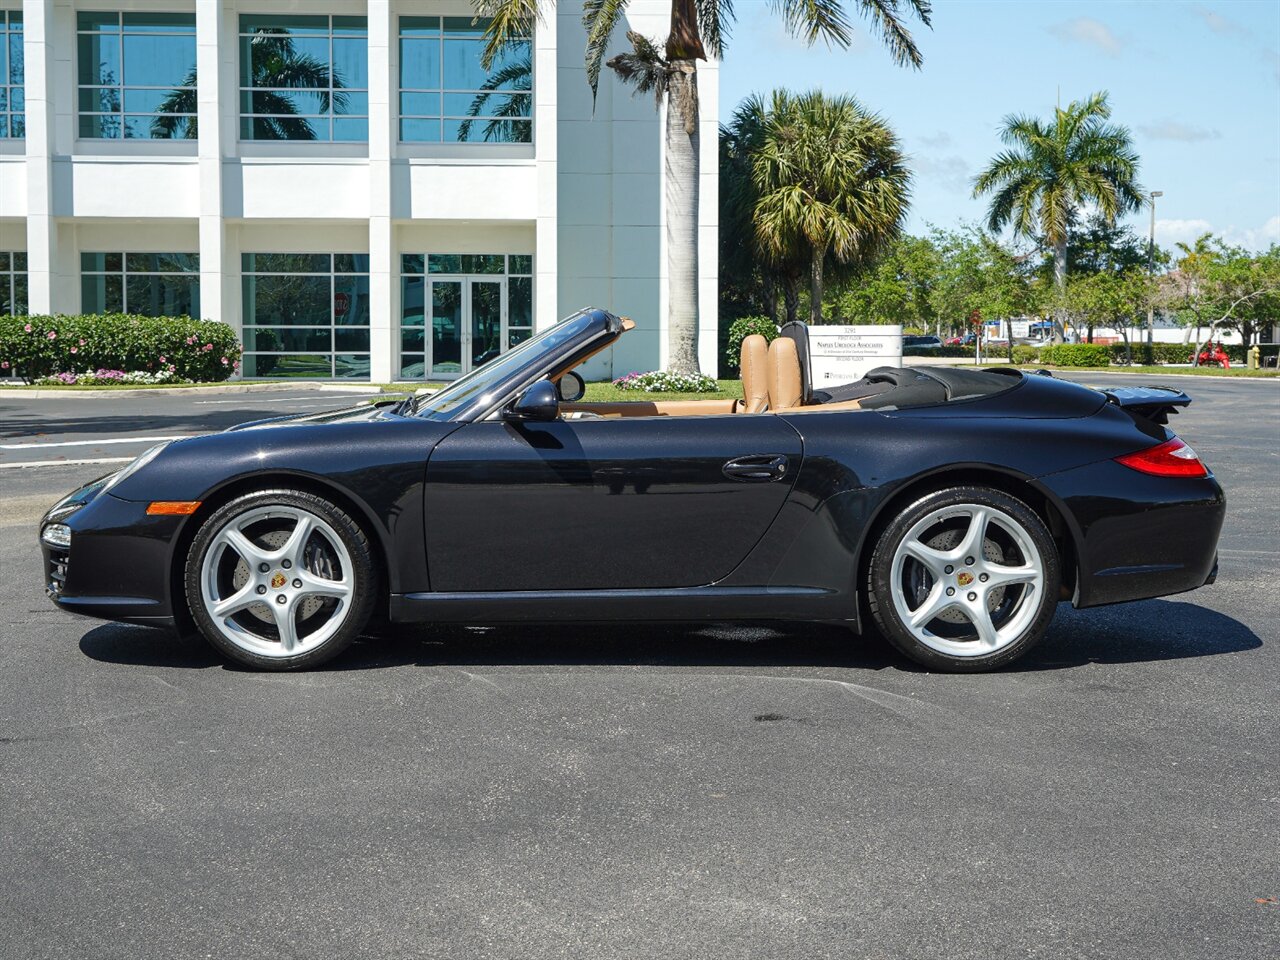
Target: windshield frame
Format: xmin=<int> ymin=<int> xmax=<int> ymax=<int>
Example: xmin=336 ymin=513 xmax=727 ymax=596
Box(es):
xmin=410 ymin=308 xmax=621 ymax=422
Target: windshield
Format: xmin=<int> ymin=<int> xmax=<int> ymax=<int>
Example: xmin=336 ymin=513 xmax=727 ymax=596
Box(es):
xmin=412 ymin=311 xmax=601 ymax=420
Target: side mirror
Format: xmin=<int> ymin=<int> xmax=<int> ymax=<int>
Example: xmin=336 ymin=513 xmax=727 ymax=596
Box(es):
xmin=506 ymin=379 xmax=559 ymax=422
xmin=555 ymin=370 xmax=586 ymax=402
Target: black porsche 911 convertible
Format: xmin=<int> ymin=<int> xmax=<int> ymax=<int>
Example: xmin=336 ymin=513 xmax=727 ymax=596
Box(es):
xmin=39 ymin=308 xmax=1224 ymax=672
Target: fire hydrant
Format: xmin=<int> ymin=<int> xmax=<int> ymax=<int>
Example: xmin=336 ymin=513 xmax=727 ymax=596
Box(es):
xmin=1248 ymin=345 xmax=1261 ymax=369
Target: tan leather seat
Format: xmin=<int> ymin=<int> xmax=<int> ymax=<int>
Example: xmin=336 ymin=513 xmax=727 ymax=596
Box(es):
xmin=767 ymin=336 xmax=804 ymax=410
xmin=739 ymin=334 xmax=770 ymax=413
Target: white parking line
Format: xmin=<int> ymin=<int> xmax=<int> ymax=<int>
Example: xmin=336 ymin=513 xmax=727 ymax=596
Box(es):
xmin=0 ymin=435 xmax=191 ymax=450
xmin=0 ymin=457 xmax=134 ymax=470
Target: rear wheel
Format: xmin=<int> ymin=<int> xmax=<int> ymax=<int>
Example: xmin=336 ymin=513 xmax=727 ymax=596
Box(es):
xmin=867 ymin=486 xmax=1060 ymax=672
xmin=185 ymin=489 xmax=378 ymax=670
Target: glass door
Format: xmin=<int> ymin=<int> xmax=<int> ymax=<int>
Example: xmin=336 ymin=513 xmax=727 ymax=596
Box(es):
xmin=469 ymin=279 xmax=505 ymax=370
xmin=429 ymin=280 xmax=464 ymax=376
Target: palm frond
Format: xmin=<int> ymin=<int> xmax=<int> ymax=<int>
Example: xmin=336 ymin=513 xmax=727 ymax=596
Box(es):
xmin=773 ymin=0 xmax=853 ymax=47
xmin=696 ymin=0 xmax=733 ymax=59
xmin=457 ymin=52 xmax=533 ymax=142
xmin=851 ymin=0 xmax=931 ymax=67
xmin=583 ymin=0 xmax=631 ymax=103
xmin=475 ymin=0 xmax=543 ymax=70
xmin=605 ymin=31 xmax=669 ymax=105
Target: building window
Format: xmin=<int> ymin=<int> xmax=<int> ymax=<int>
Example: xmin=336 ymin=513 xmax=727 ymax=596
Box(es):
xmin=241 ymin=254 xmax=370 ymax=379
xmin=400 ymin=253 xmax=533 ymax=379
xmin=76 ymin=13 xmax=196 ymax=140
xmin=81 ymin=253 xmax=200 ymax=316
xmin=239 ymin=15 xmax=368 ymax=142
xmin=1 ymin=10 xmax=21 ymax=138
xmin=0 ymin=251 xmax=25 ymax=315
xmin=399 ymin=17 xmax=531 ymax=144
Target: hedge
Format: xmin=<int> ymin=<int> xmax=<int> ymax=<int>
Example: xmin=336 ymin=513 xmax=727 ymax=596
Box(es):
xmin=0 ymin=314 xmax=242 ymax=383
xmin=724 ymin=316 xmax=778 ymax=371
xmin=1037 ymin=343 xmax=1111 ymax=367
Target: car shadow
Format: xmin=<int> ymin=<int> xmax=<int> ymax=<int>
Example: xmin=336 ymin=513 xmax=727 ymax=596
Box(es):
xmin=78 ymin=597 xmax=1260 ymax=674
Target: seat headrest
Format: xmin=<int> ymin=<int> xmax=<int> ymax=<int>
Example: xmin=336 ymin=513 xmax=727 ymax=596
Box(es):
xmin=739 ymin=334 xmax=770 ymax=413
xmin=767 ymin=336 xmax=803 ymax=410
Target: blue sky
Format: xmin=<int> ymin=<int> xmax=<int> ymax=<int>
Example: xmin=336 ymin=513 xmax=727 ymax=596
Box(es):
xmin=718 ymin=0 xmax=1280 ymax=251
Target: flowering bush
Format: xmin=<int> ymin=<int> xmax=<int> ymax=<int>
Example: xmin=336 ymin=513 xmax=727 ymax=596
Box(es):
xmin=0 ymin=314 xmax=242 ymax=383
xmin=612 ymin=370 xmax=720 ymax=393
xmin=33 ymin=369 xmax=184 ymax=386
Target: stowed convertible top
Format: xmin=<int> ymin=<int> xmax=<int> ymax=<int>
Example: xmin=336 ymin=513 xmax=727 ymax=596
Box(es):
xmin=778 ymin=321 xmax=1021 ymax=411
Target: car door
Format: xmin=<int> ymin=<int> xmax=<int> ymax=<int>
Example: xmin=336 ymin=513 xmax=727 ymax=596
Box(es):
xmin=424 ymin=414 xmax=804 ymax=591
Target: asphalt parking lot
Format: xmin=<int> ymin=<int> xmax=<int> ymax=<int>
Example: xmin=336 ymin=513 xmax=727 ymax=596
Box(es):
xmin=1 ymin=374 xmax=1277 ymax=960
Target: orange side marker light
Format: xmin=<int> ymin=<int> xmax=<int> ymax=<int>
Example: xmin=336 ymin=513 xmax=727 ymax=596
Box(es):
xmin=146 ymin=501 xmax=202 ymax=516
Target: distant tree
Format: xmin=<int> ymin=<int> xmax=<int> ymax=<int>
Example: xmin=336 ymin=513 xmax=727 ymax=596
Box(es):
xmin=972 ymin=92 xmax=1145 ymax=342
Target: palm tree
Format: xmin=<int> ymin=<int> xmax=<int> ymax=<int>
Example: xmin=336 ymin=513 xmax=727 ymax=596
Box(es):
xmin=152 ymin=31 xmax=347 ymax=140
xmin=752 ymin=90 xmax=910 ymax=324
xmin=972 ymin=91 xmax=1144 ymax=342
xmin=477 ymin=0 xmax=932 ymax=374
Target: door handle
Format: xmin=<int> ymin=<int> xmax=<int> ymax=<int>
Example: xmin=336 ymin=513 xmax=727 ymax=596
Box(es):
xmin=723 ymin=455 xmax=790 ymax=482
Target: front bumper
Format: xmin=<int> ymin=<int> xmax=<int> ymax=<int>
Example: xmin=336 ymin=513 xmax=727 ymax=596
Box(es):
xmin=1038 ymin=460 xmax=1226 ymax=608
xmin=40 ymin=490 xmax=186 ymax=627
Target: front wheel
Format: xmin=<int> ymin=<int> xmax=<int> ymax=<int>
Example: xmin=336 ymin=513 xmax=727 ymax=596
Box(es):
xmin=867 ymin=486 xmax=1060 ymax=672
xmin=185 ymin=489 xmax=378 ymax=670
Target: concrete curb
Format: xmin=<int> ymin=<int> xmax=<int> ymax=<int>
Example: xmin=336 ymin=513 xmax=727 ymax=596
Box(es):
xmin=914 ymin=361 xmax=1279 ymax=382
xmin=0 ymin=382 xmax=403 ymax=401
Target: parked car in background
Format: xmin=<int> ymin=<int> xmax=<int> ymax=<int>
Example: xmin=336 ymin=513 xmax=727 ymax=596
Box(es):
xmin=904 ymin=335 xmax=944 ymax=349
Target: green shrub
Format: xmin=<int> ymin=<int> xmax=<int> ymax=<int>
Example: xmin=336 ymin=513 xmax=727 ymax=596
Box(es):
xmin=1039 ymin=343 xmax=1110 ymax=367
xmin=612 ymin=370 xmax=719 ymax=393
xmin=1011 ymin=345 xmax=1039 ymax=364
xmin=0 ymin=314 xmax=242 ymax=383
xmin=903 ymin=345 xmax=975 ymax=357
xmin=724 ymin=316 xmax=778 ymax=371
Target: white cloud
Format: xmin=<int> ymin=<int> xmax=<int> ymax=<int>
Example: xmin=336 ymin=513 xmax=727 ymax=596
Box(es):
xmin=917 ymin=131 xmax=953 ymax=149
xmin=1191 ymin=4 xmax=1247 ymax=36
xmin=911 ymin=153 xmax=970 ymax=192
xmin=1154 ymin=218 xmax=1215 ymax=249
xmin=1138 ymin=119 xmax=1221 ymax=142
xmin=1048 ymin=17 xmax=1122 ymax=57
xmin=1155 ymin=216 xmax=1280 ymax=251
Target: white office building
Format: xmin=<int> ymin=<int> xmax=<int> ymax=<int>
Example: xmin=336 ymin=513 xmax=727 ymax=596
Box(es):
xmin=0 ymin=1 xmax=719 ymax=381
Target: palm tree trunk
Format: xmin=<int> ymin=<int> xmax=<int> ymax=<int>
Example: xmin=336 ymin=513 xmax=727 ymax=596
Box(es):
xmin=1053 ymin=236 xmax=1068 ymax=344
xmin=809 ymin=243 xmax=826 ymax=324
xmin=783 ymin=275 xmax=800 ymax=324
xmin=762 ymin=274 xmax=778 ymax=326
xmin=664 ymin=61 xmax=700 ymax=375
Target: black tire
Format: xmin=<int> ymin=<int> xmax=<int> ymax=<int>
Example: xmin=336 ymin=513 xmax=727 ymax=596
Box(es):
xmin=866 ymin=485 xmax=1060 ymax=672
xmin=184 ymin=489 xmax=379 ymax=670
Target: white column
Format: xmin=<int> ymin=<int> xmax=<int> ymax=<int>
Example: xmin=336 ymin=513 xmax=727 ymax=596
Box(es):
xmin=367 ymin=0 xmax=394 ymax=382
xmin=533 ymin=12 xmax=557 ymax=330
xmin=196 ymin=1 xmax=226 ymax=327
xmin=21 ymin=0 xmax=57 ymax=315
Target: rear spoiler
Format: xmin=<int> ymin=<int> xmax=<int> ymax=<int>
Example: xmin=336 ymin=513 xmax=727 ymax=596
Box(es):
xmin=1100 ymin=385 xmax=1192 ymax=425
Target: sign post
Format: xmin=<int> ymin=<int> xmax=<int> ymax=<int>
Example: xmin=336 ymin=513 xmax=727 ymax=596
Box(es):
xmin=807 ymin=325 xmax=904 ymax=387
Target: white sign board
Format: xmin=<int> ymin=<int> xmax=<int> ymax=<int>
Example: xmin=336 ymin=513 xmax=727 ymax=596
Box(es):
xmin=1010 ymin=319 xmax=1030 ymax=339
xmin=807 ymin=325 xmax=903 ymax=387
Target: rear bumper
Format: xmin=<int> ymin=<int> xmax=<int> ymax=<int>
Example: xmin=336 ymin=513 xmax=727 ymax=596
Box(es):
xmin=1038 ymin=460 xmax=1225 ymax=608
xmin=40 ymin=492 xmax=186 ymax=626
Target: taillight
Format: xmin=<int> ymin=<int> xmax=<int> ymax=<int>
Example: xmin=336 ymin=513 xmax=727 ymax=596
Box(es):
xmin=1114 ymin=437 xmax=1208 ymax=478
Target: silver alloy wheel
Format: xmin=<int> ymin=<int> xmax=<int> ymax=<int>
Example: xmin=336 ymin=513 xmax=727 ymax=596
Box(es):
xmin=199 ymin=505 xmax=354 ymax=659
xmin=889 ymin=503 xmax=1044 ymax=658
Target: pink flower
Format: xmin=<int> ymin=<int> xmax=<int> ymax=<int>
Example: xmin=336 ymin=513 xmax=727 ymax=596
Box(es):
xmin=24 ymin=323 xmax=32 ymax=332
xmin=159 ymin=356 xmax=166 ymax=363
xmin=186 ymin=336 xmax=196 ymax=345
xmin=70 ymin=346 xmax=78 ymax=354
xmin=203 ymin=343 xmax=213 ymax=352
xmin=168 ymin=364 xmax=176 ymax=372
xmin=78 ymin=339 xmax=86 ymax=346
xmin=47 ymin=331 xmax=57 ymax=340
xmin=1 ymin=361 xmax=9 ymax=369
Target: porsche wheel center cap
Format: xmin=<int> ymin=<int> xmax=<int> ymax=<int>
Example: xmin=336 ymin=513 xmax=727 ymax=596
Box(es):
xmin=956 ymin=571 xmax=974 ymax=587
xmin=270 ymin=572 xmax=287 ymax=589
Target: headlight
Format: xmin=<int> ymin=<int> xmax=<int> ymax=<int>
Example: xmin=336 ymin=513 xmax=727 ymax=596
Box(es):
xmin=101 ymin=441 xmax=172 ymax=495
xmin=41 ymin=523 xmax=72 ymax=548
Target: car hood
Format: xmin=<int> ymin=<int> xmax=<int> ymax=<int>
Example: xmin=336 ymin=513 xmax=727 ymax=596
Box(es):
xmin=225 ymin=399 xmax=404 ymax=432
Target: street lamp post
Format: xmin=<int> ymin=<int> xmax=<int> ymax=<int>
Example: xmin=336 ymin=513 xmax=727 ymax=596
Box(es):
xmin=1146 ymin=190 xmax=1163 ymax=347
